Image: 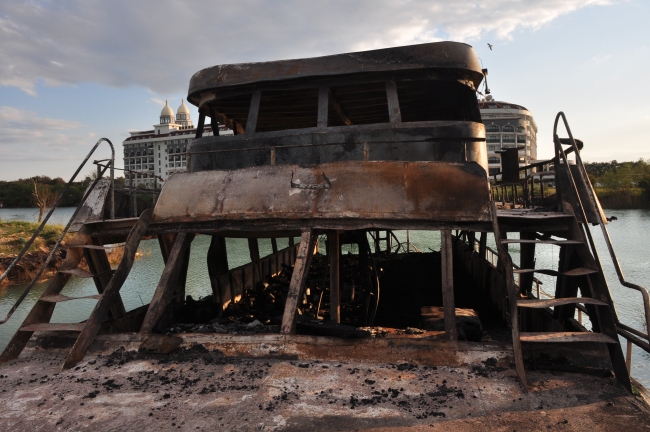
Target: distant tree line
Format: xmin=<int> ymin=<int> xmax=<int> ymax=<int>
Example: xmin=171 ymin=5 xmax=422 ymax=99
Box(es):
xmin=0 ymin=175 xmax=126 ymax=209
xmin=584 ymin=159 xmax=650 ymax=206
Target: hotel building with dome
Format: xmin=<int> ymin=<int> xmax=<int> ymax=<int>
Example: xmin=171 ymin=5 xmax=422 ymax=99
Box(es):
xmin=479 ymin=98 xmax=538 ymax=176
xmin=122 ymin=99 xmax=233 ymax=186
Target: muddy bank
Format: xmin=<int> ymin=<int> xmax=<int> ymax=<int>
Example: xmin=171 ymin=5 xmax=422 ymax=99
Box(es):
xmin=0 ymin=246 xmax=129 ymax=287
xmin=0 ymin=246 xmax=65 ymax=287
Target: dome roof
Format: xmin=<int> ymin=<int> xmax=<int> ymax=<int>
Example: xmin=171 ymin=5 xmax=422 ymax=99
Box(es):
xmin=177 ymin=99 xmax=190 ymax=114
xmin=160 ymin=100 xmax=174 ymax=117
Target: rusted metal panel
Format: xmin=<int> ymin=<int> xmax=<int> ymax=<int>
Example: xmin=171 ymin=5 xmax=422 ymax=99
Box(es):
xmin=188 ymin=41 xmax=483 ymax=104
xmin=153 ymin=161 xmax=491 ymax=224
xmin=189 ymin=122 xmax=487 ymax=173
xmin=69 ymin=179 xmax=111 ymax=232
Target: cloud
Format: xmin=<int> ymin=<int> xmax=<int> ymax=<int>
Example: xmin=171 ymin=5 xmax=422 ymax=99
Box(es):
xmin=0 ymin=106 xmax=96 ymax=162
xmin=592 ymin=54 xmax=613 ymax=64
xmin=0 ymin=0 xmax=609 ymax=96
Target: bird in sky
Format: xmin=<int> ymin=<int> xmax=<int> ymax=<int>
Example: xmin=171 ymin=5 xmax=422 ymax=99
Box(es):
xmin=487 ymin=43 xmax=493 ymax=51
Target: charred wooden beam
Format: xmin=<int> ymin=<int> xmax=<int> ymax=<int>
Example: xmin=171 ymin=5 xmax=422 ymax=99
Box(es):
xmin=195 ymin=112 xmax=205 ymax=139
xmin=328 ymin=88 xmax=352 ymax=126
xmin=281 ymin=229 xmax=316 ymax=334
xmin=328 ymin=230 xmax=341 ymax=323
xmin=140 ymin=232 xmax=195 ymax=334
xmin=62 ymin=209 xmax=153 ymax=370
xmin=441 ymin=229 xmax=457 ymax=341
xmin=490 ymin=202 xmax=527 ymax=389
xmin=83 ymin=244 xmax=126 ymax=319
xmin=245 ymin=91 xmax=261 ymax=135
xmin=317 ymin=86 xmax=329 ymax=128
xmin=207 ymin=235 xmax=229 ymax=305
xmin=519 ymin=231 xmax=536 ymax=296
xmin=385 ymin=80 xmax=402 ymax=124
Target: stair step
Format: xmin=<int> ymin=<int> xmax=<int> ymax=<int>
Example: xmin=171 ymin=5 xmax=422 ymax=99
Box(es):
xmin=517 ymin=297 xmax=607 ymax=308
xmin=513 ymin=267 xmax=598 ymax=277
xmin=501 ymin=239 xmax=583 ymax=245
xmin=514 ymin=269 xmax=560 ymax=276
xmin=520 ymin=332 xmax=617 ymax=344
xmin=68 ymin=243 xmax=125 ymax=250
xmin=564 ymin=267 xmax=599 ymax=276
xmin=40 ymin=294 xmax=102 ymax=303
xmin=497 ymin=210 xmax=573 ymax=220
xmin=58 ymin=268 xmax=114 ymax=279
xmin=20 ymin=323 xmax=85 ymax=332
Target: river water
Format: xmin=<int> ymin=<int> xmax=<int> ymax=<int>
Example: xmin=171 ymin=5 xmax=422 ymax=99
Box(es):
xmin=1 ymin=207 xmax=648 ymax=387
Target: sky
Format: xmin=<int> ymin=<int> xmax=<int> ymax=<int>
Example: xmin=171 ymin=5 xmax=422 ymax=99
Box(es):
xmin=0 ymin=0 xmax=649 ymax=181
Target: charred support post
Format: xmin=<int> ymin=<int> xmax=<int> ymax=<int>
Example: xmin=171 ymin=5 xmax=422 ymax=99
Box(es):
xmin=248 ymin=238 xmax=262 ymax=287
xmin=441 ymin=229 xmax=457 ymax=341
xmin=245 ymin=91 xmax=261 ymax=135
xmin=140 ymin=232 xmax=195 ymax=333
xmin=63 ymin=209 xmax=153 ymax=369
xmin=83 ymin=246 xmax=126 ymax=319
xmin=519 ymin=231 xmax=536 ymax=296
xmin=281 ymin=229 xmax=317 ymax=334
xmin=490 ymin=202 xmax=527 ymax=390
xmin=207 ymin=236 xmax=229 ymax=305
xmin=386 ymin=80 xmax=402 ymax=124
xmin=328 ymin=88 xmax=352 ymax=126
xmin=174 ymin=242 xmax=192 ymax=304
xmin=271 ymin=238 xmax=278 ymax=254
xmin=195 ymin=112 xmax=205 ymax=139
xmin=317 ymin=86 xmax=328 ymax=128
xmin=329 ymin=230 xmax=341 ymax=323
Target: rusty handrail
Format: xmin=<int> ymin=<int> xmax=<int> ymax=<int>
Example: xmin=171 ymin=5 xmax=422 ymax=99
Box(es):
xmin=0 ymin=138 xmax=115 ymax=324
xmin=553 ymin=112 xmax=650 ymax=354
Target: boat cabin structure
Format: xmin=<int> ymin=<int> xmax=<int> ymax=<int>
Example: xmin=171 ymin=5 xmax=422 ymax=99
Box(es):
xmin=1 ymin=42 xmax=649 ymax=403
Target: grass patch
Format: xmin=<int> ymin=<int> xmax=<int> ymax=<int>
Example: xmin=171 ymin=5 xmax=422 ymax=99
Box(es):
xmin=0 ymin=219 xmax=71 ymax=256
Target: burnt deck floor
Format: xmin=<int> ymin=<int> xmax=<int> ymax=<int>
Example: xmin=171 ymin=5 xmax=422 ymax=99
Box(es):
xmin=0 ymin=334 xmax=648 ymax=431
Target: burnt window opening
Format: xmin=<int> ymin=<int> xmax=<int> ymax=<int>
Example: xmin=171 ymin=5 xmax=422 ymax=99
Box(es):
xmin=210 ymin=93 xmax=253 ymax=133
xmin=327 ymin=82 xmax=390 ymax=127
xmin=256 ymin=88 xmax=319 ymax=132
xmin=396 ymin=80 xmax=481 ymax=123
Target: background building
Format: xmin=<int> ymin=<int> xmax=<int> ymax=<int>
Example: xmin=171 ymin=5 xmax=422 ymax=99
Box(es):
xmin=122 ymin=100 xmax=233 ymax=187
xmin=479 ymin=97 xmax=538 ymax=176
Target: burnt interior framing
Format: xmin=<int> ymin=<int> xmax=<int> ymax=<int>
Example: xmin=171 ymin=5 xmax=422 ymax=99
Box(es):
xmin=194 ymin=69 xmax=483 ymax=137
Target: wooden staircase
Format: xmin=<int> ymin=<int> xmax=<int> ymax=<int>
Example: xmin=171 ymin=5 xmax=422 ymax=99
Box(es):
xmin=490 ymin=202 xmax=631 ymax=392
xmin=0 ymin=209 xmax=152 ymax=370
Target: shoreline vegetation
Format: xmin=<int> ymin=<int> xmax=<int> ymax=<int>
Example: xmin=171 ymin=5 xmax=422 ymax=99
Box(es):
xmin=586 ymin=159 xmax=650 ymax=210
xmin=0 ymin=219 xmax=139 ymax=287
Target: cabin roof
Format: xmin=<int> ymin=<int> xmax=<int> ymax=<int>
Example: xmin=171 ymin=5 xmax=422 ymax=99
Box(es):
xmin=187 ymin=41 xmax=483 ymax=106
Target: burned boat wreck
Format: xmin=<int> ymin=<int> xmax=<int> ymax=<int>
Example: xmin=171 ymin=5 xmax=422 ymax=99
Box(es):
xmin=2 ymin=41 xmax=649 ymax=402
